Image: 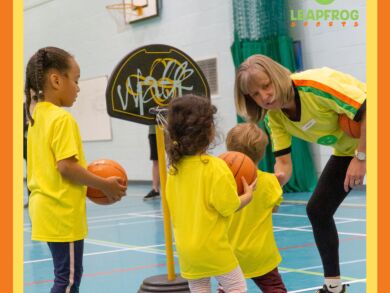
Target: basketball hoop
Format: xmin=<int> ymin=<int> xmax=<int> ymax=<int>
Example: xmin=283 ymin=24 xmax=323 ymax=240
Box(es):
xmin=106 ymin=1 xmax=148 ymax=31
xmin=105 ymin=3 xmax=130 ymax=33
xmin=149 ymin=106 xmax=168 ymax=129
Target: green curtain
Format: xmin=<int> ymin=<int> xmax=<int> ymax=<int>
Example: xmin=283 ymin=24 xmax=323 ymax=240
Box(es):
xmin=232 ymin=0 xmax=317 ymax=192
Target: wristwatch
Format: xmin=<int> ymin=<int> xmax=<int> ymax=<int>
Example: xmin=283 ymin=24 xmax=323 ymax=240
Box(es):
xmin=355 ymin=151 xmax=366 ymax=161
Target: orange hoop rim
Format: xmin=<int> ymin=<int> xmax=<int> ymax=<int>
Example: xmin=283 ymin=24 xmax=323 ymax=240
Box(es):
xmin=105 ymin=3 xmax=134 ymax=10
xmin=106 ymin=3 xmax=148 ymax=10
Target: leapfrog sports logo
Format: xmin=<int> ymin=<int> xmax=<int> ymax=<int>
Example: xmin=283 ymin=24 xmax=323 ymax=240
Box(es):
xmin=315 ymin=0 xmax=335 ymax=5
xmin=290 ymin=0 xmax=360 ymax=28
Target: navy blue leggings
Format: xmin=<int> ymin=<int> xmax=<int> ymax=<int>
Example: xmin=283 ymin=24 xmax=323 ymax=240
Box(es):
xmin=306 ymin=155 xmax=353 ymax=277
xmin=47 ymin=240 xmax=84 ymax=293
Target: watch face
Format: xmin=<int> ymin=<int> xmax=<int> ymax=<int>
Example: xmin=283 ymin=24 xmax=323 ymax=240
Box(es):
xmin=356 ymin=152 xmax=366 ymax=160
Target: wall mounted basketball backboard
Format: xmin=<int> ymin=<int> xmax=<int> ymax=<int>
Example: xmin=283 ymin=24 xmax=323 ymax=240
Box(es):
xmin=124 ymin=0 xmax=159 ymax=23
xmin=105 ymin=0 xmax=159 ymax=31
xmin=106 ymin=44 xmax=210 ymax=125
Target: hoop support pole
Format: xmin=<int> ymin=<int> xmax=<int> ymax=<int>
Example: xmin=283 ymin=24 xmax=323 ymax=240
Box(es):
xmin=155 ymin=125 xmax=176 ymax=281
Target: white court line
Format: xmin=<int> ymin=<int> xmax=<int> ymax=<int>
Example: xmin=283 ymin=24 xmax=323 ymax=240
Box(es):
xmin=88 ymin=218 xmax=164 ymax=230
xmin=23 ymin=210 xmax=162 ymax=227
xmin=87 ymin=210 xmax=161 ymax=220
xmin=282 ymin=200 xmax=366 ymax=209
xmin=282 ymin=227 xmax=366 ymax=237
xmin=280 ymin=259 xmax=366 ymax=275
xmin=24 ymin=242 xmax=171 ymax=264
xmin=88 ymin=215 xmax=143 ymax=224
xmin=88 ymin=214 xmax=162 ymax=225
xmin=287 ymin=279 xmax=366 ymax=293
xmin=274 ymin=219 xmax=364 ymax=233
xmin=274 ymin=212 xmax=366 ymax=222
xmin=24 ymin=211 xmax=365 ymax=228
xmin=125 ymin=212 xmax=163 ymax=218
xmin=23 ymin=218 xmax=165 ymax=234
xmin=24 ymin=218 xmax=363 ymax=234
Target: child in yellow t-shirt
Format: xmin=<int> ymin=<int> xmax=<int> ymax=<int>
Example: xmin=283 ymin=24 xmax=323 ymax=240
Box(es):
xmin=223 ymin=123 xmax=287 ymax=293
xmin=165 ymin=95 xmax=256 ymax=293
xmin=25 ymin=47 xmax=127 ymax=292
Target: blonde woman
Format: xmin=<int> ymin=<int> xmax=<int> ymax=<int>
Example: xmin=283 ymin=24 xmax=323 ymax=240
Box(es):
xmin=235 ymin=55 xmax=366 ymax=293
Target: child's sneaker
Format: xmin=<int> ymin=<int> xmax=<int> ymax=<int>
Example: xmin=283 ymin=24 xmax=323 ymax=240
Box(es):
xmin=143 ymin=189 xmax=160 ymax=200
xmin=315 ymin=284 xmax=348 ymax=293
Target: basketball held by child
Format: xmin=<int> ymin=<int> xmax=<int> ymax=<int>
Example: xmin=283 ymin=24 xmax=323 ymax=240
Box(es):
xmin=338 ymin=114 xmax=361 ymax=138
xmin=218 ymin=151 xmax=257 ymax=195
xmin=87 ymin=159 xmax=128 ymax=205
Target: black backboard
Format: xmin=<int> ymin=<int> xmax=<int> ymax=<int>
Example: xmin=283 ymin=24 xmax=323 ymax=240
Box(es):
xmin=106 ymin=44 xmax=210 ymax=125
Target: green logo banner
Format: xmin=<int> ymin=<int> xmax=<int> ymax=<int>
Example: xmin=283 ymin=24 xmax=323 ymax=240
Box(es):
xmin=315 ymin=0 xmax=335 ymax=5
xmin=290 ymin=0 xmax=360 ymax=27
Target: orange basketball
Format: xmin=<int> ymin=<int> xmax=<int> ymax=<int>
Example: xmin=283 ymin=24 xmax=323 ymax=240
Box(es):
xmin=87 ymin=159 xmax=128 ymax=205
xmin=338 ymin=114 xmax=361 ymax=138
xmin=218 ymin=151 xmax=257 ymax=195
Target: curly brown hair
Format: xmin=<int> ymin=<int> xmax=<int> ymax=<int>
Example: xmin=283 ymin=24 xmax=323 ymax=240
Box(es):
xmin=24 ymin=47 xmax=73 ymax=125
xmin=166 ymin=94 xmax=217 ymax=173
xmin=226 ymin=123 xmax=268 ymax=164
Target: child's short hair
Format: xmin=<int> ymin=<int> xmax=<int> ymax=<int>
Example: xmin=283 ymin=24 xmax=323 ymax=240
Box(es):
xmin=226 ymin=123 xmax=268 ymax=164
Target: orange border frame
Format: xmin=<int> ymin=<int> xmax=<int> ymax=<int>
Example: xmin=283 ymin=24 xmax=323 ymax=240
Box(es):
xmin=0 ymin=1 xmax=13 ymax=292
xmin=0 ymin=1 xmax=383 ymax=292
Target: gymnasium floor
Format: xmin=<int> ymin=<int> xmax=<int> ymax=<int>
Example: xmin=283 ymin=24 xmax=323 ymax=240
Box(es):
xmin=24 ymin=184 xmax=366 ymax=293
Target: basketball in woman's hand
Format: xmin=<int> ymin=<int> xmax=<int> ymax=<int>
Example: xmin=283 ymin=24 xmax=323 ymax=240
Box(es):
xmin=338 ymin=114 xmax=361 ymax=138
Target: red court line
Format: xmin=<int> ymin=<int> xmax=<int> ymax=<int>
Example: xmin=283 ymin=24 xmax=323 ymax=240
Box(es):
xmin=24 ymin=263 xmax=166 ymax=286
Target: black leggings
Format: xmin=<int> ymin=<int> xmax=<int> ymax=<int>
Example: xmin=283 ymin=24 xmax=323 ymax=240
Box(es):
xmin=306 ymin=155 xmax=353 ymax=277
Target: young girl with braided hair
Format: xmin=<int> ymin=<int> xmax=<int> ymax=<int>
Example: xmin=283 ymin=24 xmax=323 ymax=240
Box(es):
xmin=25 ymin=47 xmax=127 ymax=293
xmin=165 ymin=94 xmax=256 ymax=293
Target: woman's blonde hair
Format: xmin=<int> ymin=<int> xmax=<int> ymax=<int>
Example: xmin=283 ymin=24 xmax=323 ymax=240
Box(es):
xmin=226 ymin=123 xmax=268 ymax=164
xmin=234 ymin=54 xmax=293 ymax=122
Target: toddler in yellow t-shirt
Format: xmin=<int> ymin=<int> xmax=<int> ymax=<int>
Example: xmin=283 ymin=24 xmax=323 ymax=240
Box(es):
xmin=165 ymin=95 xmax=256 ymax=293
xmin=221 ymin=123 xmax=287 ymax=293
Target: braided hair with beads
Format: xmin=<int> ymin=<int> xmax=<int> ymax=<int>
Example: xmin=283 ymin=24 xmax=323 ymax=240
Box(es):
xmin=24 ymin=47 xmax=73 ymax=125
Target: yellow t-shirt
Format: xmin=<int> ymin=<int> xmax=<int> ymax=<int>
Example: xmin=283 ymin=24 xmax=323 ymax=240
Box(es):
xmin=266 ymin=67 xmax=366 ymax=156
xmin=166 ymin=155 xmax=241 ymax=279
xmin=228 ymin=170 xmax=283 ymax=278
xmin=27 ymin=102 xmax=87 ymax=242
